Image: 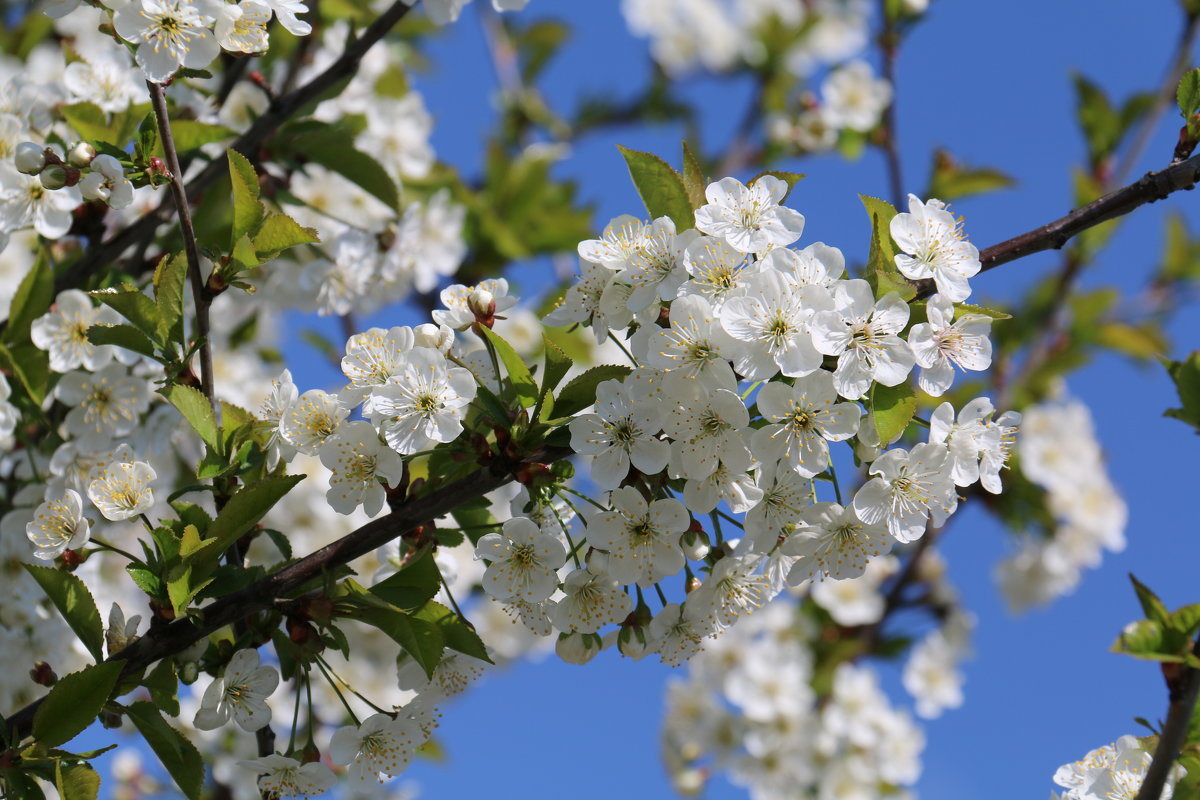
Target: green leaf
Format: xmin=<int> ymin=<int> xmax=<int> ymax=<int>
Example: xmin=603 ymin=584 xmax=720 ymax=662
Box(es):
xmin=229 ymin=234 xmax=261 ymax=273
xmin=1130 ymin=574 xmax=1169 ymax=624
xmin=4 ymin=252 xmax=53 ymax=345
xmin=124 ymin=701 xmax=204 ymax=800
xmin=859 ymin=195 xmax=914 ymax=301
xmin=927 ymin=149 xmax=1015 ymax=201
xmin=167 ymin=565 xmax=212 ymax=618
xmin=681 ymin=141 xmax=706 ymax=208
xmin=301 ymin=138 xmax=400 ymax=210
xmin=24 ymin=564 xmax=105 ymax=663
xmin=749 ymin=170 xmax=805 ymax=202
xmin=136 ymin=110 xmax=158 ymax=163
xmin=955 ymin=302 xmax=1012 ymax=321
xmin=369 ymin=550 xmax=441 ymax=612
xmin=161 ymin=384 xmax=219 ymax=451
xmin=1096 ymin=321 xmax=1166 ymax=361
xmin=871 ymin=382 xmax=917 ymax=444
xmin=412 ymin=600 xmax=492 ymax=663
xmin=552 ymin=365 xmax=632 ymax=419
xmin=89 ymin=287 xmax=160 ymax=342
xmin=1169 ymin=602 xmax=1200 ymax=639
xmin=1074 ymin=74 xmax=1120 ymax=164
xmin=1178 ymin=68 xmax=1200 ymax=118
xmin=143 ymin=659 xmax=180 ymax=718
xmin=169 ymin=120 xmax=234 ymax=153
xmin=1112 ymin=619 xmax=1176 ymax=661
xmin=535 ymin=334 xmax=572 ymax=421
xmin=1163 ymin=351 xmax=1200 ymax=432
xmin=253 ymin=213 xmax=320 ymax=258
xmin=32 ymin=661 xmax=124 ymax=747
xmin=55 ymin=761 xmax=100 ymax=800
xmin=201 ymin=475 xmax=306 ymax=566
xmin=616 ymin=145 xmax=694 ymax=231
xmin=479 ymin=326 xmax=538 ymax=408
xmin=227 ymin=149 xmax=264 ymax=243
xmin=357 ymin=605 xmax=445 ymax=678
xmin=86 ymin=324 xmax=157 ymax=359
xmin=153 ymin=253 xmax=187 ymax=346
xmin=61 ymin=103 xmax=117 ymax=147
xmin=0 ymin=342 xmax=49 ymax=405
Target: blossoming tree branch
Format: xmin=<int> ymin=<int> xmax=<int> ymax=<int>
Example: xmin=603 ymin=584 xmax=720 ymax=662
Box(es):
xmin=1 ymin=1 xmax=1200 ymax=799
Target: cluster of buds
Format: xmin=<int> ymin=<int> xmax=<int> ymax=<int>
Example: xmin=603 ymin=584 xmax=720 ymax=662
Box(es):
xmin=14 ymin=140 xmax=134 ymax=209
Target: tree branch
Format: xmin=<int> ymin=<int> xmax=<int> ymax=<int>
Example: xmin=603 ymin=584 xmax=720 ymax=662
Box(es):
xmin=2 ymin=446 xmax=567 ymax=745
xmin=1134 ymin=638 xmax=1200 ymax=800
xmin=914 ymin=151 xmax=1200 ymax=300
xmin=147 ymin=81 xmax=217 ymax=410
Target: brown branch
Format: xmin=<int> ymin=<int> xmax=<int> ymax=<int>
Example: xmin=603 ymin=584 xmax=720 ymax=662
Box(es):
xmin=0 ymin=0 xmax=417 ymax=335
xmin=147 ymin=81 xmax=217 ymax=410
xmin=1134 ymin=637 xmax=1200 ymax=800
xmin=2 ymin=446 xmax=567 ymax=745
xmin=913 ymin=150 xmax=1200 ymax=300
xmin=877 ymin=0 xmax=904 ymax=210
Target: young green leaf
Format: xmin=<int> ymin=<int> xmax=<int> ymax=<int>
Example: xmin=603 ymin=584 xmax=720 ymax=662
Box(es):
xmin=89 ymin=287 xmax=160 ymax=343
xmin=356 ymin=605 xmax=445 ymax=678
xmin=161 ymin=384 xmax=220 ymax=452
xmin=168 ymin=120 xmax=234 ymax=153
xmin=153 ymin=252 xmax=187 ymax=346
xmin=55 ymin=761 xmax=100 ymax=800
xmin=552 ymin=364 xmax=632 ymax=419
xmin=200 ymin=475 xmax=306 ymax=565
xmin=87 ymin=324 xmax=157 ymax=360
xmin=1163 ymin=351 xmax=1200 ymax=432
xmin=479 ymin=326 xmax=538 ymax=408
xmin=681 ymin=141 xmax=707 ymax=208
xmin=32 ymin=661 xmax=124 ymax=747
xmin=125 ymin=701 xmax=204 ymax=800
xmin=228 ymin=149 xmax=264 ymax=243
xmin=4 ymin=251 xmax=52 ymax=345
xmin=870 ymin=382 xmax=917 ymax=445
xmin=253 ymin=213 xmax=320 ymax=258
xmin=369 ymin=550 xmax=442 ymax=612
xmin=1178 ymin=68 xmax=1200 ymax=119
xmin=859 ymin=195 xmax=914 ymax=301
xmin=1129 ymin=574 xmax=1169 ymax=625
xmin=412 ymin=600 xmax=492 ymax=663
xmin=616 ymin=145 xmax=694 ymax=231
xmin=24 ymin=564 xmax=106 ymax=662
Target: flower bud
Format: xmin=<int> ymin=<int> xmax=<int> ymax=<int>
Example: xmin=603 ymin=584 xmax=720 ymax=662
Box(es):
xmin=550 ymin=460 xmax=575 ymax=480
xmin=68 ymin=141 xmax=97 ymax=167
xmin=414 ymin=322 xmax=455 ymax=354
xmin=468 ymin=287 xmax=495 ymax=316
xmin=39 ymin=165 xmax=68 ymax=190
xmin=14 ymin=142 xmax=46 ymax=174
xmin=617 ymin=625 xmax=651 ymax=660
xmin=679 ymin=528 xmax=710 ymax=561
xmin=179 ymin=660 xmax=200 ymax=684
xmin=555 ymin=631 xmax=601 ymax=665
xmin=29 ymin=661 xmax=57 ymax=687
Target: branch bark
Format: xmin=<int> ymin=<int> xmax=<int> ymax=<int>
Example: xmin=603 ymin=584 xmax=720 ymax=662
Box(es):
xmin=1134 ymin=639 xmax=1200 ymax=800
xmin=2 ymin=446 xmax=567 ymax=745
xmin=913 ymin=151 xmax=1200 ymax=300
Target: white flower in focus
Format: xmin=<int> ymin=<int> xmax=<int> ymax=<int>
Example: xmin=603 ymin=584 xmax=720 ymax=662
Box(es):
xmin=475 ymin=517 xmax=566 ymax=603
xmin=811 ymin=280 xmax=914 ymax=400
xmin=740 ymin=466 xmax=812 ymax=554
xmin=642 ymin=293 xmax=740 ymax=389
xmin=319 ymin=421 xmax=405 ymax=516
xmin=852 ymin=443 xmax=955 ymax=543
xmin=330 ymin=712 xmax=423 ymax=782
xmin=678 ymin=447 xmax=762 ymax=515
xmin=661 ymin=383 xmax=749 ymax=481
xmin=578 ymin=214 xmax=646 ymax=270
xmin=687 ymin=554 xmax=770 ymax=631
xmin=194 ymin=648 xmax=279 ymax=732
xmin=78 ymin=154 xmax=133 ymax=209
xmin=930 ymin=398 xmax=1020 ymax=493
xmin=113 ymin=0 xmax=221 ymax=83
xmin=679 ymin=235 xmax=757 ymax=310
xmin=586 ymin=486 xmax=688 ymax=587
xmin=240 ymin=755 xmax=336 ymax=799
xmin=278 ymin=389 xmax=348 ymax=455
xmin=719 ymin=270 xmax=831 ymax=380
xmin=256 ymin=369 xmax=298 ymax=468
xmin=694 ymin=176 xmax=805 ymax=254
xmin=568 ymin=378 xmax=668 ymax=489
xmin=31 ymin=289 xmax=121 ymax=373
xmin=26 ymin=490 xmax=90 ymax=560
xmin=649 ymin=602 xmax=711 ymax=667
xmin=543 ymin=259 xmax=617 ymax=340
xmin=822 ymin=60 xmax=892 ymax=132
xmin=368 ymin=348 xmax=476 ymax=454
xmin=617 ymin=216 xmax=697 ymax=311
xmin=0 ymin=165 xmax=80 ymax=239
xmin=341 ymin=326 xmax=416 ymax=398
xmin=890 ymin=195 xmax=981 ymax=302
xmin=431 ymin=279 xmax=517 ymax=330
xmin=783 ymin=502 xmax=892 ymax=582
xmin=216 ymin=0 xmax=271 ymax=53
xmin=907 ymin=294 xmax=992 ymax=396
xmin=1054 ymin=735 xmax=1186 ymax=800
xmin=752 ymin=370 xmax=861 ymax=478
xmin=549 ymin=566 xmax=633 ymax=634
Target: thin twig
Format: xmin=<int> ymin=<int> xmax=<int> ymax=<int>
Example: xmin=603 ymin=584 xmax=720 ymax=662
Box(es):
xmin=1133 ymin=636 xmax=1200 ymax=800
xmin=877 ymin=0 xmax=904 ymax=209
xmin=146 ymin=81 xmax=217 ymax=413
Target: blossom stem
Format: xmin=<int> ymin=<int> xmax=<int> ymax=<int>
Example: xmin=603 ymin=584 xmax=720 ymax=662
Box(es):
xmin=550 ymin=502 xmax=584 ymax=569
xmin=435 ymin=558 xmax=470 ymax=623
xmin=709 ymin=511 xmax=724 ymax=546
xmin=90 ymin=537 xmax=143 ymax=565
xmin=315 ymin=655 xmax=389 ymax=715
xmin=654 ymin=583 xmax=669 ymax=607
xmin=558 ymin=486 xmax=608 ymax=512
xmin=287 ymin=671 xmax=304 ymax=754
xmin=313 ymin=656 xmax=361 ymax=727
xmin=876 ymin=0 xmax=905 ymax=210
xmin=825 ymin=460 xmax=844 ymax=506
xmin=715 ymin=509 xmax=745 ymax=531
xmin=146 ymin=80 xmax=217 ymax=417
xmin=138 ymin=513 xmax=157 ymax=533
xmin=608 ymin=334 xmax=640 ymax=368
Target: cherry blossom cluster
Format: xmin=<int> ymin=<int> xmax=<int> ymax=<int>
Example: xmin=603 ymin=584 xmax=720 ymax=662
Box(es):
xmin=1052 ymin=736 xmax=1186 ymax=800
xmin=996 ymin=394 xmax=1126 ymax=613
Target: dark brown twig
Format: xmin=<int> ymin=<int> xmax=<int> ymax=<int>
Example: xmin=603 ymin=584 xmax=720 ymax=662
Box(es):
xmin=147 ymin=81 xmax=217 ymax=411
xmin=1134 ymin=638 xmax=1200 ymax=800
xmin=877 ymin=0 xmax=904 ymax=210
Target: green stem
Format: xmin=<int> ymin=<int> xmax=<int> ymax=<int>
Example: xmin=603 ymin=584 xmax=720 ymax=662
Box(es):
xmin=313 ymin=656 xmax=360 ymax=726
